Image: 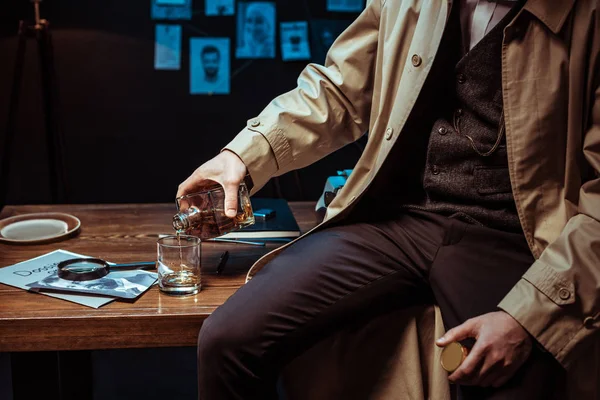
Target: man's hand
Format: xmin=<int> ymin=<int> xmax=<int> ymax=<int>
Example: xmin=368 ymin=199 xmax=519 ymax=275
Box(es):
xmin=436 ymin=311 xmax=533 ymax=388
xmin=177 ymin=150 xmax=248 ymax=218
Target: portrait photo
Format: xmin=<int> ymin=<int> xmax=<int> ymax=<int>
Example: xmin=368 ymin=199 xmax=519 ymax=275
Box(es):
xmin=151 ymin=0 xmax=192 ymax=20
xmin=326 ymin=0 xmax=364 ymax=12
xmin=154 ymin=24 xmax=182 ymax=70
xmin=309 ymin=19 xmax=353 ymax=64
xmin=29 ymin=270 xmax=158 ymax=300
xmin=280 ymin=21 xmax=311 ymax=61
xmin=236 ymin=2 xmax=276 ymax=59
xmin=190 ymin=37 xmax=231 ymax=95
xmin=205 ymin=0 xmax=235 ymax=16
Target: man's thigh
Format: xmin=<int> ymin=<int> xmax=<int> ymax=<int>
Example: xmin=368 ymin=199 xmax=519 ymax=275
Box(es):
xmin=429 ymin=223 xmax=565 ymax=399
xmin=202 ymin=212 xmax=448 ymax=365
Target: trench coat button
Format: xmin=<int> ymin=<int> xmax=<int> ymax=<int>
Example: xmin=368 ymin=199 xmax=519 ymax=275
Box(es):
xmin=457 ymin=73 xmax=466 ymax=84
xmin=584 ymin=317 xmax=595 ymax=329
xmin=438 ymin=126 xmax=448 ymax=135
xmin=558 ymin=288 xmax=571 ymax=300
xmin=250 ymin=119 xmax=260 ymax=127
xmin=432 ymin=165 xmax=440 ymax=175
xmin=385 ymin=127 xmax=394 ymax=140
xmin=411 ymin=54 xmax=422 ymax=67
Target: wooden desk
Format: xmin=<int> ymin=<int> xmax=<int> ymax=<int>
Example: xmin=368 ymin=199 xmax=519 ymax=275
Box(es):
xmin=0 ymin=202 xmax=320 ymax=352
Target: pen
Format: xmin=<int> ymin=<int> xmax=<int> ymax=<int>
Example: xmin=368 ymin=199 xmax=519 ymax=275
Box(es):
xmin=216 ymin=251 xmax=229 ymax=275
xmin=207 ymin=238 xmax=266 ymax=246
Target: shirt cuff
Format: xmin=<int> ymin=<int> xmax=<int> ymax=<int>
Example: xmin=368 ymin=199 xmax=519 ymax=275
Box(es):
xmin=223 ymin=123 xmax=279 ymax=194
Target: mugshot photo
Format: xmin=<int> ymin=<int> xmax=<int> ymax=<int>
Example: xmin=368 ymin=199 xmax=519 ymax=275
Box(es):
xmin=280 ymin=21 xmax=311 ymax=61
xmin=309 ymin=19 xmax=353 ymax=64
xmin=205 ymin=0 xmax=235 ymax=16
xmin=236 ymin=2 xmax=276 ymax=59
xmin=190 ymin=37 xmax=231 ymax=95
xmin=154 ymin=24 xmax=182 ymax=70
xmin=326 ymin=0 xmax=364 ymax=12
xmin=151 ymin=0 xmax=192 ymax=20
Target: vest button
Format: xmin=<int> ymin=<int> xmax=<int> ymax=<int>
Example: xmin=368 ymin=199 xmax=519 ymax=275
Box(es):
xmin=411 ymin=54 xmax=422 ymax=67
xmin=438 ymin=126 xmax=448 ymax=135
xmin=457 ymin=73 xmax=466 ymax=84
xmin=432 ymin=165 xmax=440 ymax=175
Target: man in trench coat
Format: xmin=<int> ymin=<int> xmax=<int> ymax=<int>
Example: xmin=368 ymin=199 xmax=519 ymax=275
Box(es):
xmin=178 ymin=0 xmax=600 ymax=398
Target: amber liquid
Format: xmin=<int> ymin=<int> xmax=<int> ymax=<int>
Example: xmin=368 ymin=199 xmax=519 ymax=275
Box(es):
xmin=184 ymin=201 xmax=254 ymax=239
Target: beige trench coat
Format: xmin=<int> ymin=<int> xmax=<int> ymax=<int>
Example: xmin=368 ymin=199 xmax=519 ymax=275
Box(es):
xmin=225 ymin=0 xmax=600 ymax=397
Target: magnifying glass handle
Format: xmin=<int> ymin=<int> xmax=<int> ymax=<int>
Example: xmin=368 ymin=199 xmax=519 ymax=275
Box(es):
xmin=111 ymin=262 xmax=156 ymax=270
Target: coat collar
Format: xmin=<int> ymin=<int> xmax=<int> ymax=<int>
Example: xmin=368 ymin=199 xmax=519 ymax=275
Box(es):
xmin=523 ymin=0 xmax=576 ymax=34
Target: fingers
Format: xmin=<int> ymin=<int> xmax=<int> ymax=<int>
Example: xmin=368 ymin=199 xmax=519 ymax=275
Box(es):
xmin=437 ymin=317 xmax=481 ymax=347
xmin=221 ymin=177 xmax=241 ymax=218
xmin=448 ymin=340 xmax=486 ymax=384
xmin=177 ymin=174 xmax=206 ymax=199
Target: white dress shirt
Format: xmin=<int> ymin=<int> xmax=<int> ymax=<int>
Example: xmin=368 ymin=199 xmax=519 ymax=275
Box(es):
xmin=460 ymin=0 xmax=519 ymax=51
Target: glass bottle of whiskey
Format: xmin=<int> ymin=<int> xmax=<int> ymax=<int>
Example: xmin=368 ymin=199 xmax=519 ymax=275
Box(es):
xmin=172 ymin=182 xmax=255 ymax=239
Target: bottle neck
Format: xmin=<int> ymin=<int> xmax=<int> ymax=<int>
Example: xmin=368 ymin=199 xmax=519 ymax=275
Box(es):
xmin=172 ymin=206 xmax=202 ymax=231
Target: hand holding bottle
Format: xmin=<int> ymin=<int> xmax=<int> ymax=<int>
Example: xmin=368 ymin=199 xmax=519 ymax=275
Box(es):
xmin=177 ymin=150 xmax=248 ymax=218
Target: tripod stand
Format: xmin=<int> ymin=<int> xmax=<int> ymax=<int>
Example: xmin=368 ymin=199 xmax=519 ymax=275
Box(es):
xmin=0 ymin=0 xmax=68 ymax=213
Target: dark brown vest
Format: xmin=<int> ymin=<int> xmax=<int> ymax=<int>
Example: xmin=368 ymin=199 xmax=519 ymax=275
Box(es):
xmin=357 ymin=2 xmax=523 ymax=233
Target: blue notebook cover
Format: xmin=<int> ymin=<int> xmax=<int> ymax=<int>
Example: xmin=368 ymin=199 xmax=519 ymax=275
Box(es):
xmin=219 ymin=198 xmax=301 ymax=239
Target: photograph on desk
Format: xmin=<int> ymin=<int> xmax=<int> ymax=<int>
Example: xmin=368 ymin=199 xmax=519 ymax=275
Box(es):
xmin=0 ymin=250 xmax=116 ymax=308
xmin=29 ymin=269 xmax=158 ymax=300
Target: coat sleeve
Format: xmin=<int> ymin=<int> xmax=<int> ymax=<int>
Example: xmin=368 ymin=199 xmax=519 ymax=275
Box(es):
xmin=223 ymin=1 xmax=381 ymax=194
xmin=498 ymin=71 xmax=600 ymax=368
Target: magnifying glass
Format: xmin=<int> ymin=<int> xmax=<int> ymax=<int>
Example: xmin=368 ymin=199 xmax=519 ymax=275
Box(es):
xmin=57 ymin=258 xmax=155 ymax=281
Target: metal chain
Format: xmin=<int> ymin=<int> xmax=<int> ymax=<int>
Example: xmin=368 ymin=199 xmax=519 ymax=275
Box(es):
xmin=453 ymin=109 xmax=505 ymax=157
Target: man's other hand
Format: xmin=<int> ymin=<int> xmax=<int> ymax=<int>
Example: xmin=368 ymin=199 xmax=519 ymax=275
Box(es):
xmin=436 ymin=311 xmax=533 ymax=388
xmin=177 ymin=150 xmax=248 ymax=218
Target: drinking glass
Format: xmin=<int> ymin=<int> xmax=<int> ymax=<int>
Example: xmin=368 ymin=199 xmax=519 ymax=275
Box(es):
xmin=157 ymin=235 xmax=201 ymax=295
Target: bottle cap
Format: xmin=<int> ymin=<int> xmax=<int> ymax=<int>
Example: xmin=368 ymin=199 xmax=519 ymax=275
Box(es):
xmin=440 ymin=342 xmax=468 ymax=373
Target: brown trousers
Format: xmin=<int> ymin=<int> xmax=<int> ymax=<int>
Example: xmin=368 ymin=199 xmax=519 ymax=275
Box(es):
xmin=197 ymin=210 xmax=564 ymax=399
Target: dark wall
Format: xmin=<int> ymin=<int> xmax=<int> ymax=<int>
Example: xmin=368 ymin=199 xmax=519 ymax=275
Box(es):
xmin=0 ymin=0 xmax=365 ymax=205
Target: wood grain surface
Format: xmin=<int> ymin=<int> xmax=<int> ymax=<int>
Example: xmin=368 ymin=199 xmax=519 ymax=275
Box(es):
xmin=0 ymin=202 xmax=320 ymax=352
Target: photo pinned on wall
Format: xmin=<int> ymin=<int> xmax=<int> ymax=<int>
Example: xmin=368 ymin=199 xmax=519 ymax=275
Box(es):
xmin=280 ymin=21 xmax=311 ymax=61
xmin=309 ymin=19 xmax=353 ymax=64
xmin=326 ymin=0 xmax=364 ymax=12
xmin=206 ymin=0 xmax=235 ymax=16
xmin=190 ymin=38 xmax=231 ymax=95
xmin=154 ymin=24 xmax=182 ymax=70
xmin=236 ymin=2 xmax=276 ymax=59
xmin=151 ymin=0 xmax=192 ymax=20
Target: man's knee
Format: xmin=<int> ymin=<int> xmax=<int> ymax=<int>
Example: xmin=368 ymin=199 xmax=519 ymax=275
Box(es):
xmin=197 ymin=304 xmax=262 ymax=367
xmin=197 ymin=312 xmax=230 ymax=364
